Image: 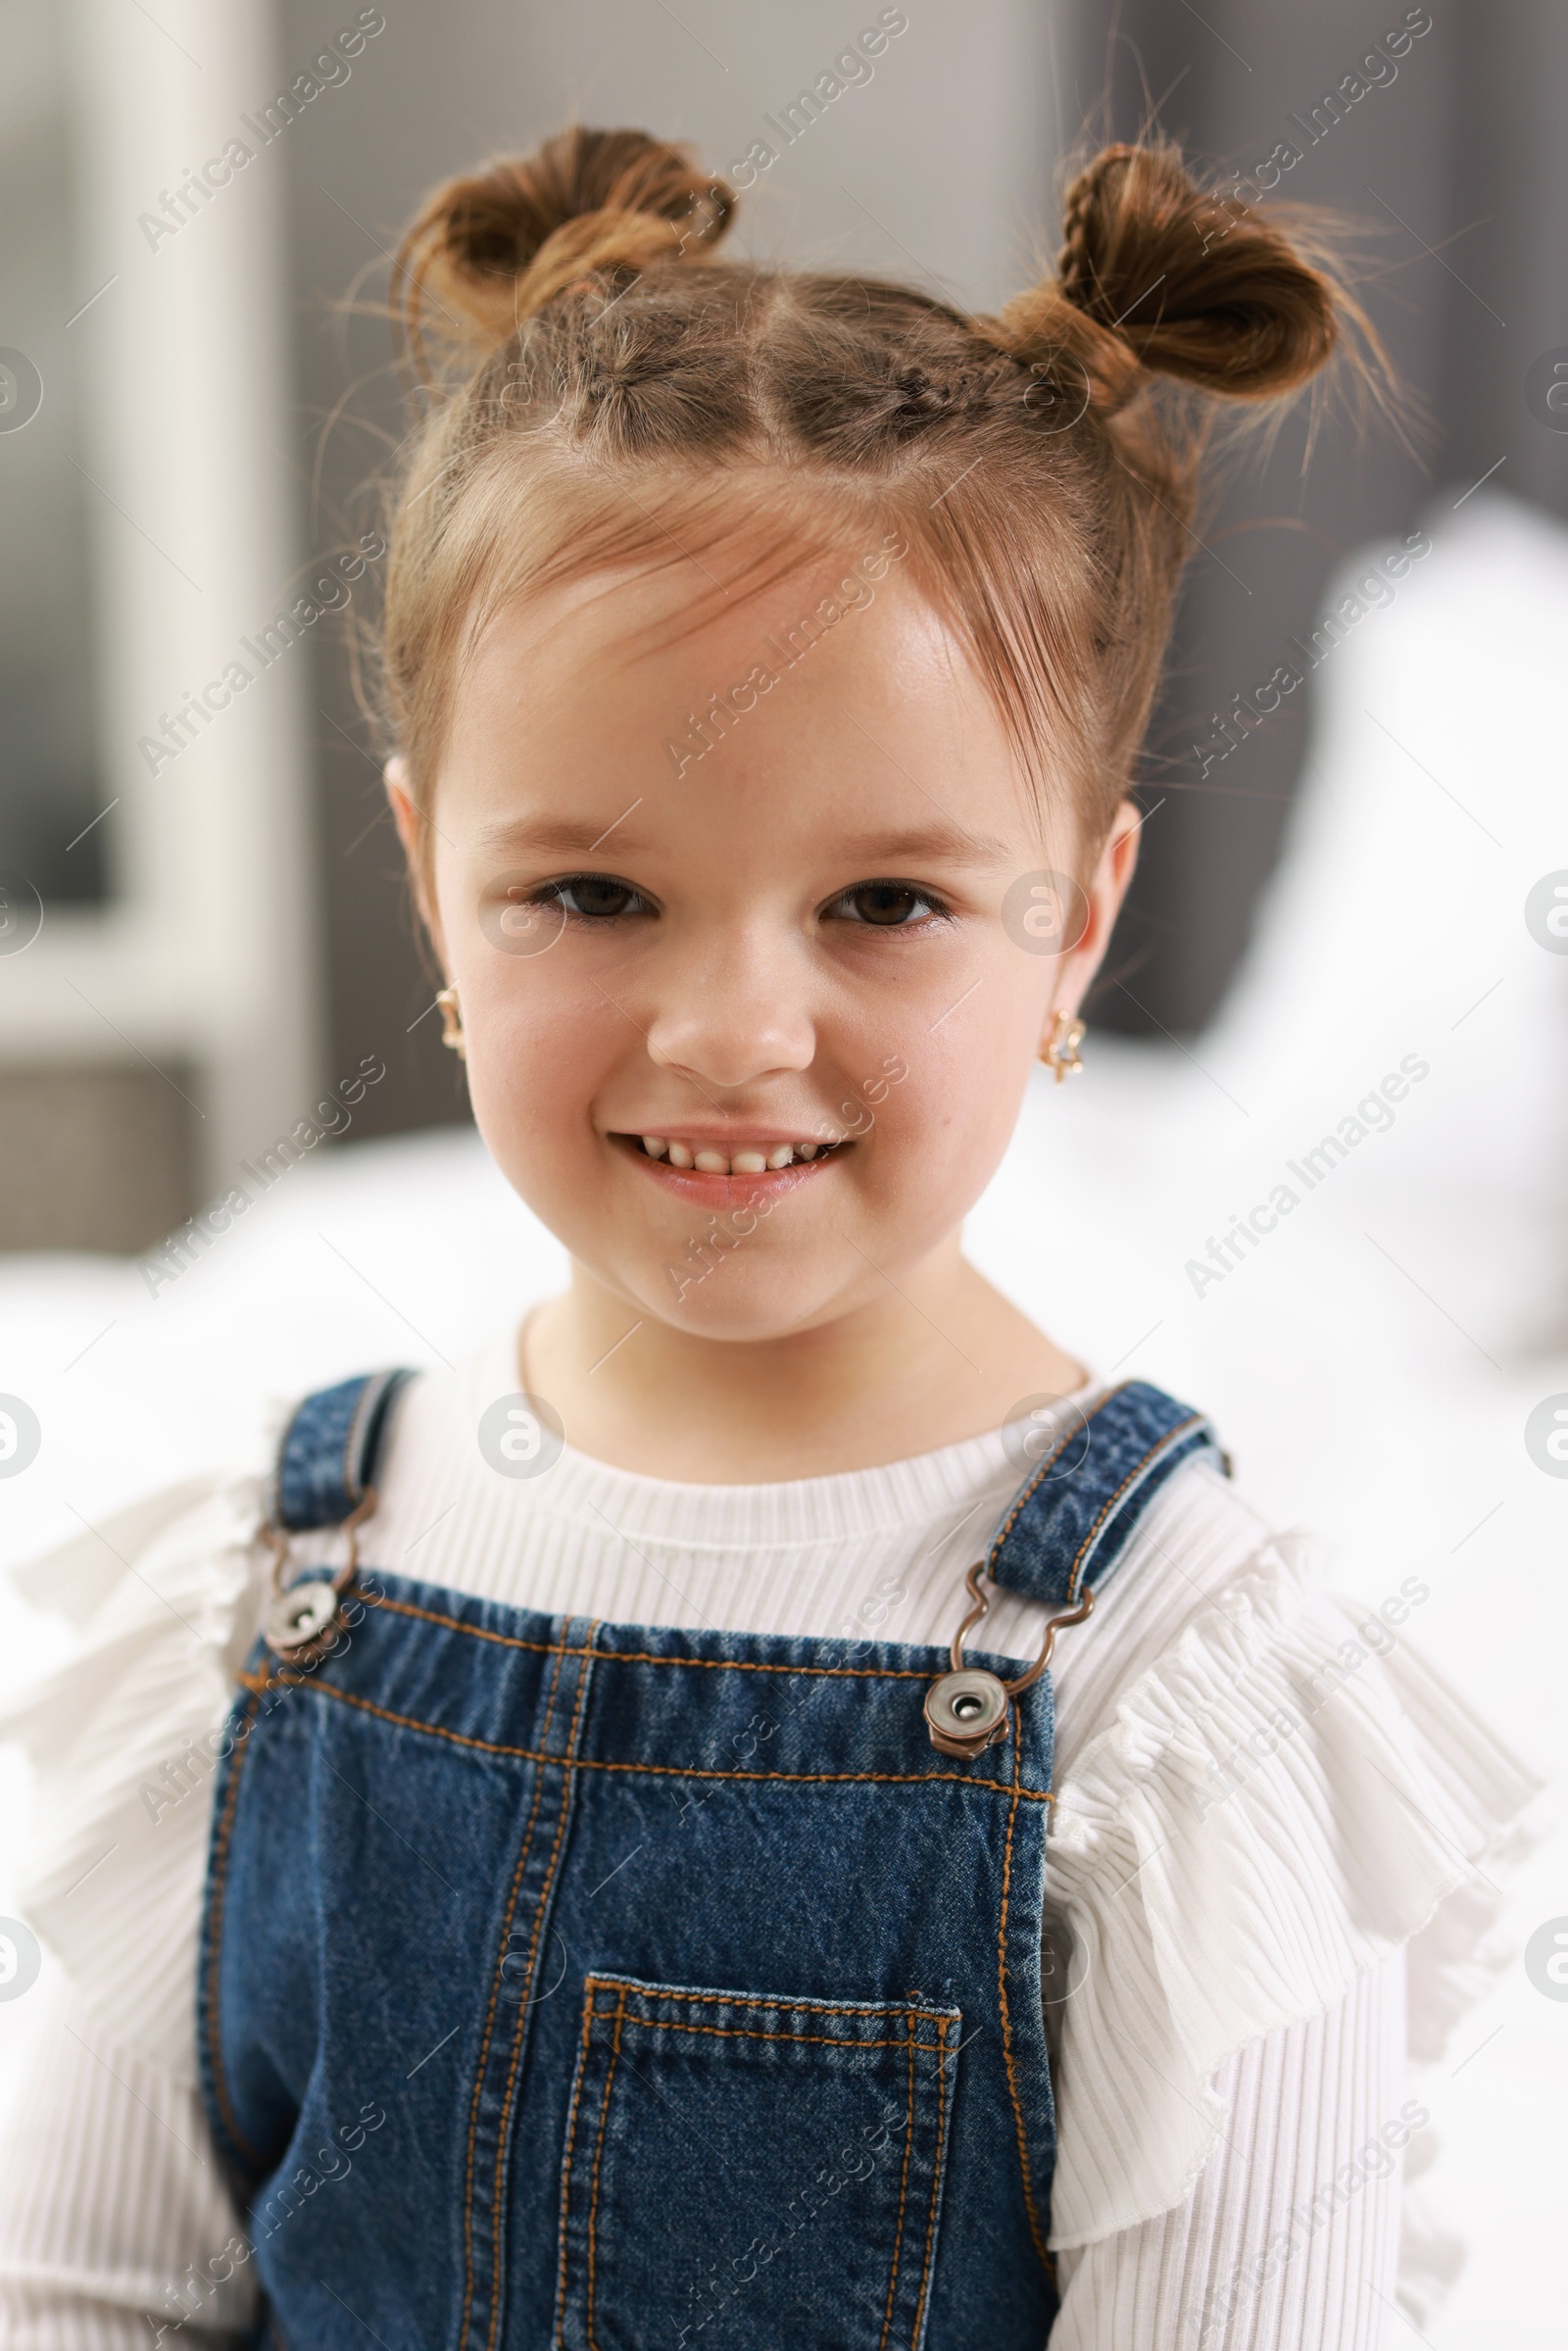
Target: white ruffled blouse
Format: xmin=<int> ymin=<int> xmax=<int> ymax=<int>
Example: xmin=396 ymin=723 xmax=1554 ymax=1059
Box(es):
xmin=0 ymin=1339 xmax=1540 ymax=2347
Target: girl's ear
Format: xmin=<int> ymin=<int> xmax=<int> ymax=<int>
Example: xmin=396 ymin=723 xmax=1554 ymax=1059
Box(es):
xmin=1040 ymin=797 xmax=1142 ymax=1042
xmin=384 ymin=756 xmax=447 ymax=965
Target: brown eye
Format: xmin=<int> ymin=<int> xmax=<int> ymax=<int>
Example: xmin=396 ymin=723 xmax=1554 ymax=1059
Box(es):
xmin=831 ymin=882 xmax=943 ymax=927
xmin=548 ymin=875 xmax=647 ymax=919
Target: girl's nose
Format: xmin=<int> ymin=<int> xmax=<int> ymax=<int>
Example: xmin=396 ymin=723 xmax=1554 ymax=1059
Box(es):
xmin=642 ymin=946 xmax=816 ymax=1092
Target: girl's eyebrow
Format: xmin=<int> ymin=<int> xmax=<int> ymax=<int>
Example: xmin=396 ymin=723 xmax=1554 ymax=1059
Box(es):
xmin=474 ymin=814 xmax=650 ymax=857
xmin=829 ymin=821 xmax=1014 ymax=868
xmin=473 ymin=814 xmax=1014 ymax=866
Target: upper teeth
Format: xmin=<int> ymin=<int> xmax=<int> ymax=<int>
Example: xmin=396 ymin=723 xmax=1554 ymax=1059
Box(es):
xmin=637 ymin=1136 xmax=831 ymax=1173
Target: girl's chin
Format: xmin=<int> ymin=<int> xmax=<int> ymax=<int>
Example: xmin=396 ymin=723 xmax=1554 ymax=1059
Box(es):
xmin=634 ymin=1290 xmax=850 ymax=1345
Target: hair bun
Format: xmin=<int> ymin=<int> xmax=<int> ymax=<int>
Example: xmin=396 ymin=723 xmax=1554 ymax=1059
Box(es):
xmin=985 ymin=140 xmax=1341 ymax=416
xmin=1057 ymin=141 xmax=1338 ymax=398
xmin=395 ymin=125 xmax=736 ymax=357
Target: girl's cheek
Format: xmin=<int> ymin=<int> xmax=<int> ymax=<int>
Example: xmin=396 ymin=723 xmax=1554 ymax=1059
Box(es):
xmin=466 ymin=974 xmax=615 ymax=1138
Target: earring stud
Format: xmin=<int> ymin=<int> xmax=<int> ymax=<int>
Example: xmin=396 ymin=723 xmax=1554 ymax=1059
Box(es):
xmin=435 ymin=986 xmax=466 ymax=1060
xmin=1041 ymin=1009 xmax=1085 ymax=1083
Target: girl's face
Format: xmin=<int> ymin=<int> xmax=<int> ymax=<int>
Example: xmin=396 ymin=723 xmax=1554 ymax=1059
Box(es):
xmin=392 ymin=527 xmax=1137 ymax=1344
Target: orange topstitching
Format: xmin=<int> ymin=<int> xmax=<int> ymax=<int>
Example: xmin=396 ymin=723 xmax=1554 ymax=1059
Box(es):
xmin=458 ymin=1626 xmax=569 ymax=2350
xmin=486 ymin=1636 xmax=597 ymax=2351
xmin=236 ymin=1665 xmax=1052 ymax=1803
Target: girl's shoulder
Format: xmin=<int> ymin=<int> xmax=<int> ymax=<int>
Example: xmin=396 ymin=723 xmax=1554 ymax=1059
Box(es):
xmin=7 ymin=1469 xmax=268 ymax=1646
xmin=0 ymin=1355 xmax=468 ymax=2085
xmin=1 ymin=1467 xmax=270 ymax=2083
xmin=1041 ymin=1448 xmax=1544 ymax=2250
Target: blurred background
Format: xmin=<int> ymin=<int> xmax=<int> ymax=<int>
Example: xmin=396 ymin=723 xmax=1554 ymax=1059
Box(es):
xmin=1 ymin=2 xmax=1565 ymax=2342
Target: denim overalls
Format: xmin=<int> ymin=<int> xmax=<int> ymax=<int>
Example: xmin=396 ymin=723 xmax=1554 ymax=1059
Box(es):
xmin=198 ymin=1374 xmax=1222 ymax=2349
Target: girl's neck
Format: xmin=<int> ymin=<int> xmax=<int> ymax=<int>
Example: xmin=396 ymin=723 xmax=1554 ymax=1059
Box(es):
xmin=520 ymin=1251 xmax=1086 ymax=1483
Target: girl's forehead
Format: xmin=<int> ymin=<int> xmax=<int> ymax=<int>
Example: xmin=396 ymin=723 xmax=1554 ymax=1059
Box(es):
xmin=458 ymin=545 xmax=990 ymax=751
xmin=421 ymin=482 xmax=1081 ymax=863
xmin=453 ymin=570 xmax=1020 ymax=785
xmin=448 ymin=564 xmax=1051 ymax=848
xmin=467 ymin=531 xmax=912 ymax=666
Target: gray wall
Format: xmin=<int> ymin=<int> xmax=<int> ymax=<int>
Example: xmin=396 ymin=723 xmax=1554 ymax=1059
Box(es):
xmin=0 ymin=3 xmax=110 ymax=906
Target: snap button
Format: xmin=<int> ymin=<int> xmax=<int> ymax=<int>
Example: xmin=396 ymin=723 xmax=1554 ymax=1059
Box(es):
xmin=266 ymin=1579 xmax=342 ymax=1663
xmin=924 ymin=1667 xmax=1009 ymax=1758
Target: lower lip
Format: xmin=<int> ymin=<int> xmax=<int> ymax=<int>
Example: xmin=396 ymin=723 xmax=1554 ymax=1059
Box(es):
xmin=613 ymin=1139 xmax=848 ymax=1203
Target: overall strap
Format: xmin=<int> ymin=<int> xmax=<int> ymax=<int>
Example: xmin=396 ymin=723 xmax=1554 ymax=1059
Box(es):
xmin=272 ymin=1368 xmax=416 ymax=1532
xmin=987 ymin=1380 xmax=1225 ymax=1610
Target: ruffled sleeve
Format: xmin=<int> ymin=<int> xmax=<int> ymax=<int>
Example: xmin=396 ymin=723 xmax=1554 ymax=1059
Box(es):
xmin=0 ymin=1474 xmax=269 ymax=2082
xmin=1042 ymin=1529 xmax=1543 ymax=2251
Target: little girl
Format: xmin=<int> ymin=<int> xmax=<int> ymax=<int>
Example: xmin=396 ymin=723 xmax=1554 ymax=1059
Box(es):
xmin=0 ymin=126 xmax=1537 ymax=2349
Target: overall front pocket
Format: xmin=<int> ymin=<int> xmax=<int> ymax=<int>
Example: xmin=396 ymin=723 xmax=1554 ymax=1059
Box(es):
xmin=556 ymin=1973 xmax=959 ymax=2351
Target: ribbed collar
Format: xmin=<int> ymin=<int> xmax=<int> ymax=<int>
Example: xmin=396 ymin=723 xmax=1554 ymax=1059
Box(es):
xmin=437 ymin=1325 xmax=1101 ymax=1556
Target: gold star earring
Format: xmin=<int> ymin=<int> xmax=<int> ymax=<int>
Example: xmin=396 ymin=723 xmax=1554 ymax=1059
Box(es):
xmin=1040 ymin=1008 xmax=1085 ymax=1083
xmin=435 ymin=986 xmax=466 ymax=1059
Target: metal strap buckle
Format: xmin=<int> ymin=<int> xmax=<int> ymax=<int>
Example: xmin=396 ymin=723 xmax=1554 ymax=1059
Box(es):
xmin=261 ymin=1490 xmax=378 ymax=1667
xmin=924 ymin=1561 xmax=1095 ymax=1758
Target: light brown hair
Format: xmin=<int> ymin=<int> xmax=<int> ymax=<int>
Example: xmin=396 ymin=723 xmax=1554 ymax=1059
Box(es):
xmin=380 ymin=125 xmax=1378 ymax=866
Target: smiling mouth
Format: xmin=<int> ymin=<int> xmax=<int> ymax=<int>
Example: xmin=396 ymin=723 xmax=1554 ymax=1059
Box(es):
xmin=614 ymin=1133 xmax=854 ymax=1176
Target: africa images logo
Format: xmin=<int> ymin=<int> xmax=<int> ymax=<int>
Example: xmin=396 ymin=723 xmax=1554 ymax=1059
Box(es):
xmin=1185 ymin=1054 xmax=1431 ymax=1298
xmin=1525 ymin=1919 xmax=1568 ymax=2000
xmin=477 ymin=1394 xmax=566 ymax=1479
